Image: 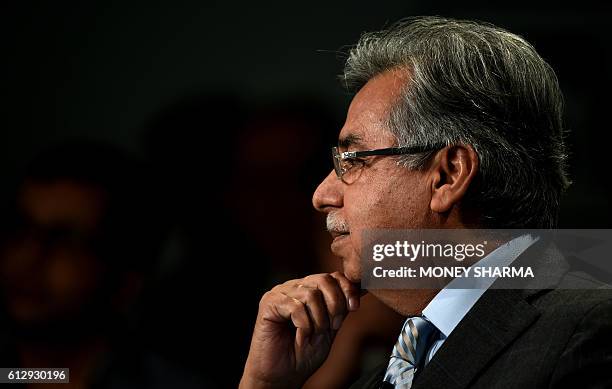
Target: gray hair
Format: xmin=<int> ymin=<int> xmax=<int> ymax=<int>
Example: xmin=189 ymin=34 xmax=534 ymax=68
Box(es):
xmin=342 ymin=16 xmax=570 ymax=228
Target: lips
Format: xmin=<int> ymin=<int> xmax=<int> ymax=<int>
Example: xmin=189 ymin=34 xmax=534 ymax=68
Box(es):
xmin=330 ymin=231 xmax=349 ymax=239
xmin=330 ymin=232 xmax=350 ymax=253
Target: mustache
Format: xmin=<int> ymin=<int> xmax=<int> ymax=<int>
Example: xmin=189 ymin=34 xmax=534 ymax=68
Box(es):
xmin=326 ymin=212 xmax=349 ymax=233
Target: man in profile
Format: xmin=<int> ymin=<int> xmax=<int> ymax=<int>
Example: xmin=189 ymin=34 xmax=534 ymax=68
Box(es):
xmin=239 ymin=16 xmax=612 ymax=389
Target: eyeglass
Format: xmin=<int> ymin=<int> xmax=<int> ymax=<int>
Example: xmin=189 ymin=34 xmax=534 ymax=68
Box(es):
xmin=332 ymin=144 xmax=443 ymax=184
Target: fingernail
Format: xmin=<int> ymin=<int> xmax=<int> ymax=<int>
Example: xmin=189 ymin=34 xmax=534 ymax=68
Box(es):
xmin=349 ymin=297 xmax=359 ymax=311
xmin=332 ymin=315 xmax=343 ymax=330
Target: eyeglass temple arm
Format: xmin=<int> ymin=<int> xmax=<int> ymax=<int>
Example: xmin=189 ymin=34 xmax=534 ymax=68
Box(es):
xmin=343 ymin=145 xmax=443 ymax=159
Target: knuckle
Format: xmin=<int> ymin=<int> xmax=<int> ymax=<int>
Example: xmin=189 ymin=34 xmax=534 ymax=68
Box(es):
xmin=317 ymin=274 xmax=335 ymax=288
xmin=258 ymin=291 xmax=275 ymax=309
xmin=304 ymin=288 xmax=321 ymax=303
xmin=281 ymin=279 xmax=297 ymax=287
xmin=270 ymin=284 xmax=283 ymax=293
xmin=288 ymin=299 xmax=302 ymax=313
xmin=303 ymin=274 xmax=317 ymax=283
xmin=261 ymin=290 xmax=274 ymax=302
xmin=305 ymin=273 xmax=327 ymax=283
xmin=306 ymin=287 xmax=322 ymax=296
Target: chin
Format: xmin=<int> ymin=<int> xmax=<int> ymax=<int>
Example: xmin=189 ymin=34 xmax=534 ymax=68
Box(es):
xmin=343 ymin=270 xmax=362 ymax=284
xmin=368 ymin=288 xmax=440 ymax=316
xmin=338 ymin=257 xmax=362 ymax=284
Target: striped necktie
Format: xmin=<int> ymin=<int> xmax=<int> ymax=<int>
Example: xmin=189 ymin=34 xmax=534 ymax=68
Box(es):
xmin=383 ymin=316 xmax=439 ymax=388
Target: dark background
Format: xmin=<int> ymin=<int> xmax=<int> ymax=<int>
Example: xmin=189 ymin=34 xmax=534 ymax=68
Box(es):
xmin=1 ymin=1 xmax=611 ymax=387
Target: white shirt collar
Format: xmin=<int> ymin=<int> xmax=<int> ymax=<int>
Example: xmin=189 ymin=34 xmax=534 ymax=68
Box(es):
xmin=422 ymin=234 xmax=538 ymax=337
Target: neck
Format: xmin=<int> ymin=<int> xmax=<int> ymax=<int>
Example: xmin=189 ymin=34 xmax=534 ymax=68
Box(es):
xmin=370 ymin=288 xmax=440 ymax=317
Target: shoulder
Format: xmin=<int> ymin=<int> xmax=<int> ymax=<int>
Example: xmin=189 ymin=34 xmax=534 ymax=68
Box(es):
xmin=529 ymin=271 xmax=612 ymax=320
xmin=532 ymin=284 xmax=612 ymax=388
xmin=549 ymin=297 xmax=612 ymax=387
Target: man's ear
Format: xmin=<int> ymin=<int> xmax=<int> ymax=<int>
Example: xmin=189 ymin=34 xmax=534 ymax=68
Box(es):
xmin=429 ymin=145 xmax=479 ymax=213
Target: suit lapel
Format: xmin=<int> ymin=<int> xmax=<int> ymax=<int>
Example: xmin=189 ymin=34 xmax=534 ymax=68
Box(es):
xmin=412 ymin=235 xmax=571 ymax=389
xmin=354 ymin=238 xmax=569 ymax=389
xmin=412 ymin=288 xmax=541 ymax=389
xmin=353 ymin=289 xmax=542 ymax=389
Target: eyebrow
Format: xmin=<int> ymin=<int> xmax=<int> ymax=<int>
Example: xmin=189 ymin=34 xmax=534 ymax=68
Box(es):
xmin=338 ymin=134 xmax=365 ymax=150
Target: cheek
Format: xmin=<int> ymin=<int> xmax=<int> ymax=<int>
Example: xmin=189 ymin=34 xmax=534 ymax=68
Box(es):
xmin=342 ymin=180 xmax=396 ymax=265
xmin=345 ymin=169 xmax=429 ymax=232
xmin=45 ymin=252 xmax=104 ymax=301
xmin=339 ymin=167 xmax=429 ymax=276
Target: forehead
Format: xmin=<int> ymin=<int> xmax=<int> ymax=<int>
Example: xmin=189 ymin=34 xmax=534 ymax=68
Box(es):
xmin=339 ymin=69 xmax=409 ymax=150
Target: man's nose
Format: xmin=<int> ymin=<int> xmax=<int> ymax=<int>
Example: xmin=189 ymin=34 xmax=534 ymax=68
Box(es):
xmin=312 ymin=169 xmax=343 ymax=213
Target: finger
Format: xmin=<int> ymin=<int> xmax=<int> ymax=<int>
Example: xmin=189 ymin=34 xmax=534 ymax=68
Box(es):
xmin=285 ymin=286 xmax=330 ymax=333
xmin=295 ymin=327 xmax=310 ymax=351
xmin=329 ymin=271 xmax=361 ymax=311
xmin=304 ymin=274 xmax=347 ymax=330
xmin=272 ymin=294 xmax=313 ymax=346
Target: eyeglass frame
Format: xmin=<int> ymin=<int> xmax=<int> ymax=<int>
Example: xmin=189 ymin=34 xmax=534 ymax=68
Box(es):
xmin=331 ymin=144 xmax=445 ymax=184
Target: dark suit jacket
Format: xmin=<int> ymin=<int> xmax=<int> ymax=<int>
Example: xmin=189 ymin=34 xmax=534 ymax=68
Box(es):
xmin=349 ymin=238 xmax=612 ymax=389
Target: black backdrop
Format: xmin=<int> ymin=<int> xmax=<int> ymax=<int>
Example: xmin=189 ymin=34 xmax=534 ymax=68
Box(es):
xmin=1 ymin=1 xmax=611 ymax=387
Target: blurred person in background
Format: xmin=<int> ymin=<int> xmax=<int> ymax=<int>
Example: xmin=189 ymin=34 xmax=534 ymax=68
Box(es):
xmin=142 ymin=93 xmax=260 ymax=388
xmin=0 ymin=140 xmax=206 ymax=388
xmin=227 ymin=98 xmax=338 ymax=282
